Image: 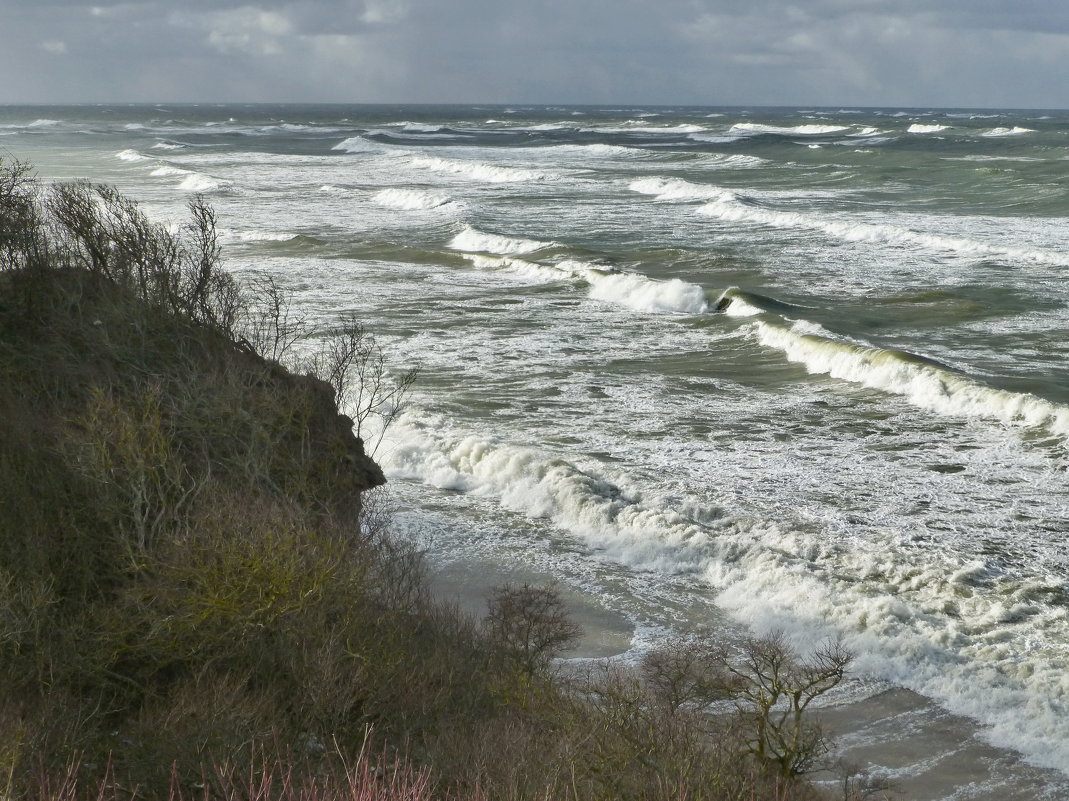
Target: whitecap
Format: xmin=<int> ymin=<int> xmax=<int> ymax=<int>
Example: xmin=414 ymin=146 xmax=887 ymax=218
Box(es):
xmin=753 ymin=321 xmax=1069 ymax=437
xmin=150 ymin=166 xmax=192 ymax=177
xmin=450 ymin=226 xmax=552 ymax=255
xmin=116 ymin=149 xmax=148 ymax=162
xmin=981 ymin=127 xmax=1036 ymax=138
xmin=907 ymin=124 xmax=950 ymax=134
xmin=332 ymin=136 xmax=386 ymax=154
xmin=411 ymin=156 xmax=552 ymax=183
xmin=178 ymin=173 xmax=232 ymax=193
xmin=693 ymin=196 xmax=1069 ymax=267
xmin=629 ymin=177 xmax=736 ymax=203
xmin=729 ymin=123 xmax=850 ymax=136
xmin=373 ymin=187 xmax=453 ymax=210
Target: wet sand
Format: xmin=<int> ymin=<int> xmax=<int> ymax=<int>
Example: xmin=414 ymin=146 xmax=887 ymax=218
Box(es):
xmin=427 ymin=561 xmax=1069 ymax=801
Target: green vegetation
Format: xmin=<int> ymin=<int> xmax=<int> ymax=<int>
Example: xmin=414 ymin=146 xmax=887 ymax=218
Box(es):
xmin=0 ymin=160 xmax=879 ymax=800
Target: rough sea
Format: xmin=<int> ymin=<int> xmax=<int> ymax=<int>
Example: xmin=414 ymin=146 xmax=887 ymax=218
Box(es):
xmin=4 ymin=104 xmax=1068 ymax=798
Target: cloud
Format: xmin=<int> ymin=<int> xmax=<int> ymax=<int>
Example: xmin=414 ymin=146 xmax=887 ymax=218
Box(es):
xmin=0 ymin=0 xmax=1067 ymax=106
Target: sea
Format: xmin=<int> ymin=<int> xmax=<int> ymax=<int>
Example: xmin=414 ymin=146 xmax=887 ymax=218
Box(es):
xmin=3 ymin=103 xmax=1069 ymax=798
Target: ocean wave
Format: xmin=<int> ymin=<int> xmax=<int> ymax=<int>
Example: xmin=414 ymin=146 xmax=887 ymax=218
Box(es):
xmin=907 ymin=124 xmax=950 ymax=134
xmin=753 ymin=321 xmax=1069 ymax=437
xmin=331 ymin=136 xmax=387 ymax=154
xmin=462 ymin=254 xmax=571 ymax=283
xmin=558 ymin=260 xmax=708 ymax=314
xmin=382 ymin=405 xmax=1069 ymax=772
xmin=177 ymin=173 xmax=233 ymax=193
xmin=459 ymin=252 xmax=707 ymax=314
xmin=701 ymin=153 xmax=770 ymax=168
xmin=583 ymin=123 xmax=708 ymax=135
xmin=150 ymin=165 xmax=192 ymax=177
xmin=981 ymin=127 xmax=1036 ymax=137
xmin=629 ymin=177 xmax=737 ymax=203
xmin=693 ymin=196 xmax=1069 ymax=267
xmin=713 ymin=287 xmax=804 ymax=317
xmin=373 ymin=187 xmax=453 ymax=210
xmin=116 ymin=149 xmax=149 ymax=162
xmin=381 ymin=409 xmax=718 ymax=573
xmin=151 ymin=141 xmax=185 ymax=150
xmin=541 ymin=143 xmax=639 ymax=158
xmin=411 ymin=156 xmax=554 ymax=183
xmin=450 ymin=226 xmax=553 ymax=255
xmin=729 ymin=123 xmax=850 ymax=136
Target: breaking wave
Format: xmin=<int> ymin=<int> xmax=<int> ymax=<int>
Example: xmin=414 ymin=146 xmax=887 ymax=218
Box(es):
xmin=450 ymin=226 xmax=553 ymax=255
xmin=374 ymin=187 xmax=453 ymax=210
xmin=411 ymin=156 xmax=554 ymax=183
xmin=754 ymin=321 xmax=1069 ymax=437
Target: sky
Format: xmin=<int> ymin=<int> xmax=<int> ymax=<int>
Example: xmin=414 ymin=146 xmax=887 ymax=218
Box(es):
xmin=2 ymin=0 xmax=1069 ymax=108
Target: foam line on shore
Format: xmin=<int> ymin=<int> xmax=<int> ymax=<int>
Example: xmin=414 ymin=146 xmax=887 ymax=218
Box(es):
xmin=380 ymin=405 xmax=1069 ymax=773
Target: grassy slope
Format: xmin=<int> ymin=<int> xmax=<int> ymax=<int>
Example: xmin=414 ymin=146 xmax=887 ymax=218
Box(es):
xmin=0 ymin=162 xmax=836 ymax=801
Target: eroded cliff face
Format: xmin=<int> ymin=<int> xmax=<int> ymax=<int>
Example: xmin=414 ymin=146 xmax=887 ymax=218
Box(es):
xmin=0 ymin=265 xmax=386 ymax=537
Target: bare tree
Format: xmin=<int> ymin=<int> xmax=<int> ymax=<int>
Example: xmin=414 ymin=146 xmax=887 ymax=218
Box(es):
xmin=484 ymin=583 xmax=582 ymax=675
xmin=639 ymin=634 xmax=733 ymax=715
xmin=718 ymin=631 xmax=853 ymax=777
xmin=0 ymin=159 xmax=45 ymax=271
xmin=308 ymin=315 xmax=418 ymax=455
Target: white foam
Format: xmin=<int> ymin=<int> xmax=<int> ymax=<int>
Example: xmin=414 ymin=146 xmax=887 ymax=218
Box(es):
xmin=714 ymin=289 xmax=764 ymax=317
xmin=729 ymin=123 xmax=849 ymax=136
xmin=587 ymin=123 xmax=707 ymax=135
xmin=116 ymin=149 xmax=148 ymax=162
xmin=177 ymin=173 xmax=232 ymax=193
xmin=629 ymin=177 xmax=736 ymax=203
xmin=450 ymin=226 xmax=552 ymax=255
xmin=694 ymin=196 xmax=1069 ymax=267
xmin=462 ymin=254 xmax=570 ymax=283
xmin=151 ymin=142 xmax=185 ymax=150
xmin=907 ymin=124 xmax=950 ymax=134
xmin=380 ymin=408 xmax=717 ymax=574
xmin=373 ymin=187 xmax=452 ymax=210
xmin=981 ymin=127 xmax=1036 ymax=137
xmin=150 ymin=165 xmax=192 ymax=177
xmin=410 ymin=156 xmax=553 ymax=183
xmin=557 ymin=260 xmax=708 ymax=315
xmin=753 ymin=321 xmax=1069 ymax=437
xmin=457 ymin=251 xmax=707 ymax=314
xmin=382 ymin=404 xmax=1069 ymax=773
xmin=331 ymin=136 xmax=385 ymax=154
xmin=225 ymin=230 xmax=297 ymax=243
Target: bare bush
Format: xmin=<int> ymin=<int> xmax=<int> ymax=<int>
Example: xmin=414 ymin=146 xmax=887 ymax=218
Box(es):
xmin=721 ymin=631 xmax=853 ymax=777
xmin=484 ymin=583 xmax=581 ymax=675
xmin=307 ymin=315 xmax=418 ymax=455
xmin=639 ymin=632 xmax=732 ymax=715
xmin=0 ymin=158 xmax=45 ymax=271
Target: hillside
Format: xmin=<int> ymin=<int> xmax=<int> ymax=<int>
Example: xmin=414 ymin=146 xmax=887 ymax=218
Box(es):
xmin=0 ymin=159 xmax=851 ymax=801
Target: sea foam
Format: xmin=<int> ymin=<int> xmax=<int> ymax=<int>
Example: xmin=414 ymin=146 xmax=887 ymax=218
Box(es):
xmin=692 ymin=195 xmax=1069 ymax=267
xmin=754 ymin=321 xmax=1069 ymax=437
xmin=373 ymin=187 xmax=453 ymax=210
xmin=410 ymin=156 xmax=552 ymax=183
xmin=450 ymin=226 xmax=553 ymax=255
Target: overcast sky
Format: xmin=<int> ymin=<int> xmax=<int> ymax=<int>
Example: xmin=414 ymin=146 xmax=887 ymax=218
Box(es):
xmin=3 ymin=0 xmax=1068 ymax=108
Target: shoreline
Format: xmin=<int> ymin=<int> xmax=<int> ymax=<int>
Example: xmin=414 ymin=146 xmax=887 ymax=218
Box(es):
xmin=427 ymin=559 xmax=1069 ymax=801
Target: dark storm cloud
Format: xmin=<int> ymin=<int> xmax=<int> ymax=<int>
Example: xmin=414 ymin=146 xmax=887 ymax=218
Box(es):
xmin=1 ymin=0 xmax=1067 ymax=107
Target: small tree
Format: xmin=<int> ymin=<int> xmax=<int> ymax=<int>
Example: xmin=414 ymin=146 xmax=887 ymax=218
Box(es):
xmin=308 ymin=315 xmax=418 ymax=455
xmin=720 ymin=631 xmax=853 ymax=777
xmin=484 ymin=583 xmax=581 ymax=675
xmin=639 ymin=634 xmax=732 ymax=715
